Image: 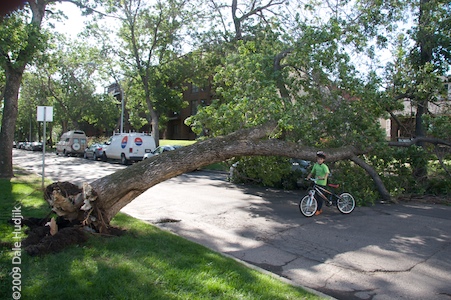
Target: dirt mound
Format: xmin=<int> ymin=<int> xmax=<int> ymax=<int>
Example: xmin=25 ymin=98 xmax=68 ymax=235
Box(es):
xmin=20 ymin=217 xmax=86 ymax=256
xmin=20 ymin=216 xmax=125 ymax=256
xmin=24 ymin=226 xmax=87 ymax=256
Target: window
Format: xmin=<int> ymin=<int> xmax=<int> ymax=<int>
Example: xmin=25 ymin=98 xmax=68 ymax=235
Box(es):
xmin=191 ymin=100 xmax=198 ymax=115
xmin=173 ymin=125 xmax=179 ymax=137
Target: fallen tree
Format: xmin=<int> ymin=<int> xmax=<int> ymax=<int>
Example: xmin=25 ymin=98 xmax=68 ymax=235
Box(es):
xmin=44 ymin=122 xmax=391 ymax=233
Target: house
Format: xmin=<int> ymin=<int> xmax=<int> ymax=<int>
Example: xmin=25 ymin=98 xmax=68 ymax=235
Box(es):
xmin=384 ymin=76 xmax=451 ymax=141
xmin=163 ymin=83 xmax=213 ymax=140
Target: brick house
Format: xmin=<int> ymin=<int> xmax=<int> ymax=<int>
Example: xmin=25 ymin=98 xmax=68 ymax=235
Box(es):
xmin=162 ymin=83 xmax=213 ymax=140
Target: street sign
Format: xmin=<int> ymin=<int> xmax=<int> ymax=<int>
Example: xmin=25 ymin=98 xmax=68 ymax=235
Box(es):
xmin=37 ymin=106 xmax=53 ymax=122
xmin=36 ymin=106 xmax=53 ymax=189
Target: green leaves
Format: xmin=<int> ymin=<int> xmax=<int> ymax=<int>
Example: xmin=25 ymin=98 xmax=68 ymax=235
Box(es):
xmin=0 ymin=13 xmax=48 ymax=69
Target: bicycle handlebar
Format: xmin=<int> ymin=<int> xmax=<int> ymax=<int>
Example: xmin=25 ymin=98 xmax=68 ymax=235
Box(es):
xmin=305 ymin=178 xmax=318 ymax=183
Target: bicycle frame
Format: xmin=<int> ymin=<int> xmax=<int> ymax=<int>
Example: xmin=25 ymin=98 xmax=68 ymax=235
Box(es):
xmin=309 ymin=181 xmax=338 ymax=202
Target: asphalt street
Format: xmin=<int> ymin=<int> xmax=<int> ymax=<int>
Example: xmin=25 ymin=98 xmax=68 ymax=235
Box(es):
xmin=13 ymin=149 xmax=451 ymax=299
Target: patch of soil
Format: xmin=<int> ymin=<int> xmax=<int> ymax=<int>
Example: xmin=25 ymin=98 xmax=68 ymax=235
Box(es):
xmin=20 ymin=216 xmax=126 ymax=256
xmin=21 ymin=217 xmax=84 ymax=256
xmin=24 ymin=226 xmax=88 ymax=256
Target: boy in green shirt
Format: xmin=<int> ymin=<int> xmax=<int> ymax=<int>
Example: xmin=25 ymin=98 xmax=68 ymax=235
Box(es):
xmin=306 ymin=151 xmax=330 ymax=215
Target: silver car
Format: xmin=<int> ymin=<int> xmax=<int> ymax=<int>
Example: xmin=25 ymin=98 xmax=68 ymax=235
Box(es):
xmin=84 ymin=143 xmax=105 ymax=161
xmin=142 ymin=145 xmax=182 ymax=160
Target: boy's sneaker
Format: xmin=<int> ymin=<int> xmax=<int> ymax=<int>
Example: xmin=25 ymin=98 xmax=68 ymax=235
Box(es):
xmin=315 ymin=209 xmax=322 ymax=216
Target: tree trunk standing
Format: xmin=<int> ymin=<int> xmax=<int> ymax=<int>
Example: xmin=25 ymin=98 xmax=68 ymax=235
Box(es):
xmin=45 ymin=123 xmax=392 ymax=232
xmin=414 ymin=100 xmax=428 ymax=179
xmin=231 ymin=0 xmax=242 ymax=40
xmin=412 ymin=0 xmax=434 ymax=180
xmin=0 ymin=0 xmax=47 ymax=179
xmin=148 ymin=105 xmax=159 ymax=146
xmin=0 ymin=68 xmax=24 ymax=178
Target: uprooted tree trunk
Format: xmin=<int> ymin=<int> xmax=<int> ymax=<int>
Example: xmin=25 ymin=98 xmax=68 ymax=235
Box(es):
xmin=44 ymin=122 xmax=389 ymax=233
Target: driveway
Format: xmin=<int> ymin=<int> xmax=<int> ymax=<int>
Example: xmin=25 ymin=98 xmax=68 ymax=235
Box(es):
xmin=13 ymin=150 xmax=451 ymax=299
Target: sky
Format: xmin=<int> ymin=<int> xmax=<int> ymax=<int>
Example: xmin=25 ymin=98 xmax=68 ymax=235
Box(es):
xmin=52 ymin=2 xmax=93 ymax=38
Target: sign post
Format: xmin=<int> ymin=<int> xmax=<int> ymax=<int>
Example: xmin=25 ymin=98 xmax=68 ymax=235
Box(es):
xmin=37 ymin=106 xmax=53 ymax=189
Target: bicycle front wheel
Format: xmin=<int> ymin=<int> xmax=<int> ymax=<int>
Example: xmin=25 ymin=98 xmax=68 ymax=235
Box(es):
xmin=337 ymin=192 xmax=355 ymax=214
xmin=299 ymin=193 xmax=318 ymax=217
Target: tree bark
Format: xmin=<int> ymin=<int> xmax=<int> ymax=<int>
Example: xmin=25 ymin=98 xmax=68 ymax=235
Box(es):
xmin=0 ymin=67 xmax=25 ymax=178
xmin=349 ymin=155 xmax=393 ymax=203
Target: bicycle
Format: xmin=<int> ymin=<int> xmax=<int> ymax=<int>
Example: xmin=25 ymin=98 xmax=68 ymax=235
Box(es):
xmin=299 ymin=178 xmax=356 ymax=217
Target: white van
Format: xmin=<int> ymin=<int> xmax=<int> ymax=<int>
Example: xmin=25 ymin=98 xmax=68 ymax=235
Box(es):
xmin=102 ymin=132 xmax=156 ymax=165
xmin=56 ymin=130 xmax=88 ymax=156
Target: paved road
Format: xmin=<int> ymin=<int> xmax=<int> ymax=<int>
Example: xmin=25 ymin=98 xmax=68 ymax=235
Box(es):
xmin=12 ymin=149 xmax=126 ymax=184
xmin=13 ymin=149 xmax=451 ymax=299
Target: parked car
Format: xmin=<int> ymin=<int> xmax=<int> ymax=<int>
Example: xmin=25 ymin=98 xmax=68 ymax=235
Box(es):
xmin=22 ymin=141 xmax=41 ymax=151
xmin=290 ymin=158 xmax=310 ymax=174
xmin=56 ymin=130 xmax=88 ymax=156
xmin=291 ymin=159 xmax=311 ymax=188
xmin=24 ymin=142 xmax=32 ymax=150
xmin=24 ymin=142 xmax=32 ymax=151
xmin=28 ymin=142 xmax=43 ymax=151
xmin=84 ymin=144 xmax=105 ymax=161
xmin=17 ymin=142 xmax=28 ymax=150
xmin=142 ymin=145 xmax=182 ymax=160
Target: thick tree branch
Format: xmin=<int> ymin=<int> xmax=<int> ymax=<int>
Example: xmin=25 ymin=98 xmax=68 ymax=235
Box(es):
xmin=388 ymin=136 xmax=451 ymax=148
xmin=349 ymin=155 xmax=393 ymax=203
xmin=433 ymin=146 xmax=451 ymax=178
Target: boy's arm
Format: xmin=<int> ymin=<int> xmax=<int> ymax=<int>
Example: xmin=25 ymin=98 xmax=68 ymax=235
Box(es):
xmin=306 ymin=165 xmax=314 ymax=179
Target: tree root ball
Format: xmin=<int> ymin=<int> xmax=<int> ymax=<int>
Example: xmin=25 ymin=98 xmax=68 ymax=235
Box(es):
xmin=44 ymin=181 xmax=82 ymax=201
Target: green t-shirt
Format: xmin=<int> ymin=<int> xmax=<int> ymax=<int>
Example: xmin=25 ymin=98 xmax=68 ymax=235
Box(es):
xmin=311 ymin=162 xmax=330 ymax=186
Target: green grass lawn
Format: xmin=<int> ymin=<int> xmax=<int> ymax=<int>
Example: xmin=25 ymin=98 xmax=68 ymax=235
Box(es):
xmin=159 ymin=139 xmax=197 ymax=147
xmin=0 ymin=169 xmax=323 ymax=300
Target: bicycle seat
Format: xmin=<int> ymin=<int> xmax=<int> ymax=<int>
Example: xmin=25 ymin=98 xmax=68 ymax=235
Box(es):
xmin=328 ymin=183 xmax=340 ymax=189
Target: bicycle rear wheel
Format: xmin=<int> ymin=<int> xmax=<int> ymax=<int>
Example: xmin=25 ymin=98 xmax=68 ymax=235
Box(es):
xmin=299 ymin=193 xmax=318 ymax=217
xmin=337 ymin=192 xmax=355 ymax=214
